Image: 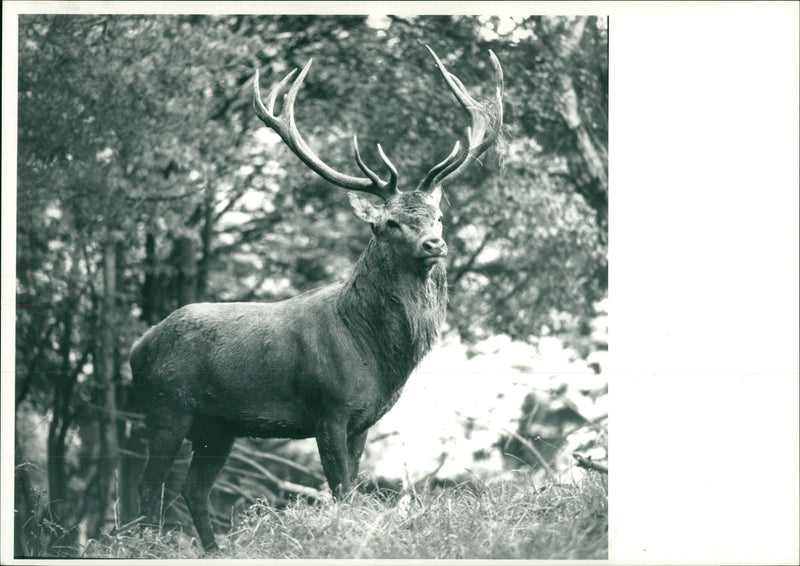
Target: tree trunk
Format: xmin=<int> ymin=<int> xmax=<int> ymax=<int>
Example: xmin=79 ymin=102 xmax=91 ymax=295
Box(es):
xmin=86 ymin=239 xmax=121 ymax=539
xmin=15 ymin=427 xmax=39 ymax=557
xmin=555 ymin=16 xmax=608 ymax=229
xmin=174 ymin=236 xmax=197 ymax=307
xmin=141 ymin=231 xmax=160 ymax=325
xmin=47 ymin=306 xmax=72 ymax=525
xmin=43 ymin=252 xmax=84 ymax=554
xmin=45 ymin=251 xmax=83 ymax=524
xmin=197 ymin=177 xmax=215 ymax=301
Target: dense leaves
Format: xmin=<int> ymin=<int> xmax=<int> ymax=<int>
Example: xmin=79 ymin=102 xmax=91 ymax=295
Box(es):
xmin=15 ymin=14 xmax=606 ymax=555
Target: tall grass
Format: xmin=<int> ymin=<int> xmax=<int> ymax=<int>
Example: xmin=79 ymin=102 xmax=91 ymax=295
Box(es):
xmin=82 ymin=470 xmax=607 ymax=560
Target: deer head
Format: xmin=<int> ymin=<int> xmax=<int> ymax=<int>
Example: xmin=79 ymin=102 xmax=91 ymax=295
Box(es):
xmin=253 ymin=46 xmax=503 ymax=277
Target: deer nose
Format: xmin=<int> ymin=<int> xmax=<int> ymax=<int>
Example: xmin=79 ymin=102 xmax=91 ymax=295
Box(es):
xmin=421 ymin=237 xmax=447 ymax=256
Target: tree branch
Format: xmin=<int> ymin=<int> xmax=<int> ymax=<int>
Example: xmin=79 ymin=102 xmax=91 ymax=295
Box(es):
xmin=449 ymin=229 xmax=494 ymax=287
xmin=573 ymin=453 xmax=608 ymax=474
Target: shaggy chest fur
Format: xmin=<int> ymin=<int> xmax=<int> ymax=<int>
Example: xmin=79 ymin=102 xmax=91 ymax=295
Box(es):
xmin=337 ymin=239 xmax=448 ymax=394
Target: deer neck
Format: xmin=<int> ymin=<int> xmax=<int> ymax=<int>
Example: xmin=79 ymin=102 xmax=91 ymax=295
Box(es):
xmin=337 ymin=238 xmax=448 ymax=391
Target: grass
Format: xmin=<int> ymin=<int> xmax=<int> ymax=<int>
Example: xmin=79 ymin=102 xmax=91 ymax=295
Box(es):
xmin=82 ymin=470 xmax=607 ymax=560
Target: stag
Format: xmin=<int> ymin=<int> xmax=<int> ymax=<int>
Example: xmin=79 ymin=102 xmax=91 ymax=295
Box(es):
xmin=129 ymin=46 xmax=503 ymax=552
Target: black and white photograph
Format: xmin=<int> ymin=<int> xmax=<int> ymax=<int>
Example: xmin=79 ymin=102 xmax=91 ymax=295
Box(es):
xmin=2 ymin=2 xmax=797 ymax=564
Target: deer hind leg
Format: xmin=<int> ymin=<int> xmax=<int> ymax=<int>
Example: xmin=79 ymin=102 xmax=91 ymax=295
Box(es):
xmin=182 ymin=418 xmax=235 ymax=552
xmin=138 ymin=409 xmax=193 ymax=529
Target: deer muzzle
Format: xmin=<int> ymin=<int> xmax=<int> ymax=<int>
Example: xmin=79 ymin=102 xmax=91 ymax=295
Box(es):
xmin=417 ymin=237 xmax=447 ymax=266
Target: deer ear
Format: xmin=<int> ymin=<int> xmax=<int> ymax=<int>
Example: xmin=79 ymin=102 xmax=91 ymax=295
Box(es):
xmin=347 ymin=192 xmax=382 ymax=225
xmin=429 ymin=185 xmax=443 ymax=207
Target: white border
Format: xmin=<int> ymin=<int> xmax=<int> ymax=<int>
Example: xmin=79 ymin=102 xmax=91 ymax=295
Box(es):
xmin=3 ymin=2 xmax=799 ymax=565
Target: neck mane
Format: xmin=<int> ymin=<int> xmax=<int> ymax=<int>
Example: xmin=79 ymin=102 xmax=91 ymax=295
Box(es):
xmin=336 ymin=238 xmax=448 ymax=392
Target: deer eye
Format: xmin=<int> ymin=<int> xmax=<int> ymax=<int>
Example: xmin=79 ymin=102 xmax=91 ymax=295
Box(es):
xmin=437 ymin=215 xmax=443 ymax=223
xmin=386 ymin=219 xmax=401 ymax=230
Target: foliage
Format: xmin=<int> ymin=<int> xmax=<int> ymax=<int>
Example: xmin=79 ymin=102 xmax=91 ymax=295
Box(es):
xmin=14 ymin=14 xmax=607 ymax=554
xmin=81 ymin=471 xmax=607 ymax=559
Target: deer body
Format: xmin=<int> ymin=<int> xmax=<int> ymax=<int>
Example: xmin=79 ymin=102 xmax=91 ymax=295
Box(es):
xmin=131 ymin=232 xmax=447 ymax=442
xmin=132 ymin=46 xmax=502 ymax=552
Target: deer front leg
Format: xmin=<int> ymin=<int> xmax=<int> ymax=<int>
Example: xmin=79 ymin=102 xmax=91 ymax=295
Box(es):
xmin=347 ymin=430 xmax=368 ymax=486
xmin=315 ymin=418 xmax=351 ymax=498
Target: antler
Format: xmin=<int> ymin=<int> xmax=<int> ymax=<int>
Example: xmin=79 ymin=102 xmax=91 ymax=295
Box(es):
xmin=253 ymin=62 xmax=399 ymax=201
xmin=416 ymin=46 xmax=504 ymax=193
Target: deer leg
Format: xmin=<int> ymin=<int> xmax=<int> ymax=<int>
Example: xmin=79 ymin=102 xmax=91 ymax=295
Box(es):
xmin=347 ymin=430 xmax=368 ymax=486
xmin=182 ymin=421 xmax=235 ymax=552
xmin=316 ymin=419 xmax=350 ymax=498
xmin=139 ymin=411 xmax=193 ymax=529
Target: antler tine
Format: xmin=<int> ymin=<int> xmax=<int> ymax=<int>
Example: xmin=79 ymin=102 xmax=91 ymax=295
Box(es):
xmin=353 ymin=138 xmax=399 ymax=194
xmin=416 ymin=140 xmax=461 ymax=192
xmin=253 ymin=63 xmax=399 ymax=201
xmin=353 ymin=136 xmax=383 ymax=186
xmin=376 ymin=144 xmax=398 ymax=189
xmin=418 ymin=46 xmax=504 ymax=191
xmin=266 ymin=73 xmax=294 ymax=113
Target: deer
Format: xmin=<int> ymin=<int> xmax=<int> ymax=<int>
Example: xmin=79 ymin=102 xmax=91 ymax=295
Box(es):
xmin=128 ymin=46 xmax=503 ymax=552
